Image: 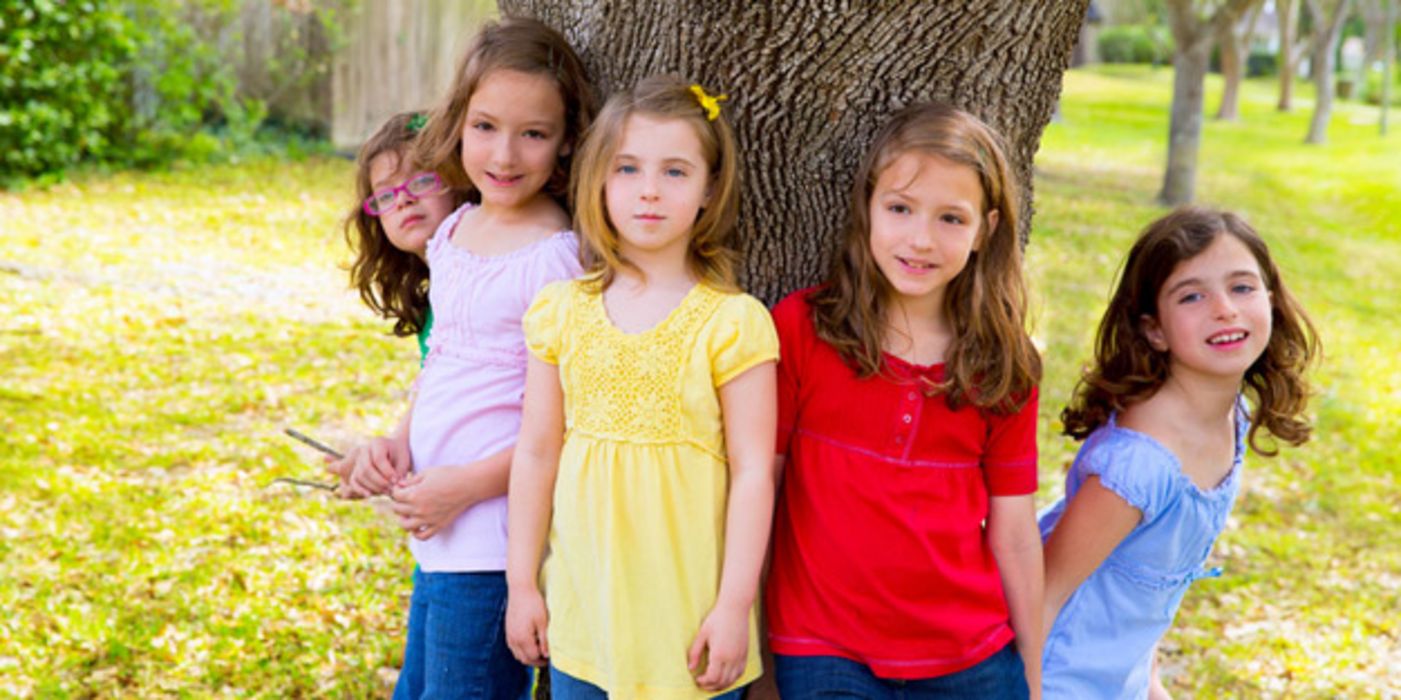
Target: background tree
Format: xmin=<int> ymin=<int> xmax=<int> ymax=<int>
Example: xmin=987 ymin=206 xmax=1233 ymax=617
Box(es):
xmin=1359 ymin=0 xmax=1389 ymax=67
xmin=1384 ymin=0 xmax=1395 ymax=135
xmin=497 ymin=0 xmax=1090 ymax=302
xmin=1304 ymin=0 xmax=1354 ymax=143
xmin=1276 ymin=0 xmax=1308 ymax=110
xmin=1159 ymin=0 xmax=1259 ymax=205
xmin=1215 ymin=0 xmax=1266 ymax=120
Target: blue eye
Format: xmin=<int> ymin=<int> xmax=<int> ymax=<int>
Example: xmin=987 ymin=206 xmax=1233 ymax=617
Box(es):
xmin=616 ymin=164 xmax=638 ymax=174
xmin=665 ymin=167 xmax=686 ymax=177
xmin=1232 ymin=283 xmax=1257 ymax=294
xmin=1178 ymin=292 xmax=1203 ymax=304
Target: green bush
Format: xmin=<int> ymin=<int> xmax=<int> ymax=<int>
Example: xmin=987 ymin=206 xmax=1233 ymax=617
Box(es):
xmin=0 ymin=1 xmax=137 ymax=178
xmin=1246 ymin=50 xmax=1277 ymax=78
xmin=1097 ymin=24 xmax=1174 ymax=65
xmin=1 ymin=0 xmax=343 ymax=184
xmin=1362 ymin=68 xmax=1401 ymax=106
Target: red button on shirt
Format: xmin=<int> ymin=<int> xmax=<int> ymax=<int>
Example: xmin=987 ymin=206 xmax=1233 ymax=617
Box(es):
xmin=766 ymin=289 xmax=1038 ymax=679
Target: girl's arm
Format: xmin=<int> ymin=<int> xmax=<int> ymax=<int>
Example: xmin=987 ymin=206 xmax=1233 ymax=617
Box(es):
xmin=745 ymin=453 xmax=787 ymax=700
xmin=504 ymin=355 xmax=566 ymax=668
xmin=989 ymin=493 xmax=1045 ymax=699
xmin=389 ymin=445 xmax=513 ymax=539
xmin=1042 ymin=476 xmax=1141 ymax=639
xmin=1148 ymin=642 xmax=1174 ymax=700
xmin=689 ymin=361 xmax=778 ymax=692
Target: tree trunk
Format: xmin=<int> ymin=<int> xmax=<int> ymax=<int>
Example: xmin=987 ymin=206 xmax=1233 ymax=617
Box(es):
xmin=497 ymin=0 xmax=1090 ymax=302
xmin=1360 ymin=0 xmax=1387 ymax=67
xmin=1278 ymin=0 xmax=1301 ymax=110
xmin=1306 ymin=0 xmax=1353 ymax=144
xmin=1216 ymin=0 xmax=1264 ymax=121
xmin=1383 ymin=0 xmax=1394 ymax=135
xmin=1159 ymin=0 xmax=1257 ymax=205
xmin=1216 ymin=18 xmax=1244 ymax=120
xmin=1160 ymin=39 xmax=1212 ymax=205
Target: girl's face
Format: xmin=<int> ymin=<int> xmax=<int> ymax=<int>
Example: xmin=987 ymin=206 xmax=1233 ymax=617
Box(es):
xmin=1142 ymin=233 xmax=1273 ymax=382
xmin=867 ymin=151 xmax=994 ymax=312
xmin=604 ymin=114 xmax=711 ymax=266
xmin=368 ymin=151 xmax=455 ymax=258
xmin=459 ymin=69 xmax=568 ymax=211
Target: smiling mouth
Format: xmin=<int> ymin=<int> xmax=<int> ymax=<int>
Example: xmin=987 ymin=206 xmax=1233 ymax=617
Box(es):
xmin=896 ymin=256 xmax=936 ymax=270
xmin=1207 ymin=330 xmax=1248 ymax=345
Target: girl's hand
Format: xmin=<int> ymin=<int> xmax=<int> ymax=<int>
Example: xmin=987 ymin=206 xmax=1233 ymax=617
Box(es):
xmin=505 ymin=587 xmax=550 ymax=667
xmin=348 ymin=435 xmax=410 ymax=496
xmin=688 ymin=602 xmax=749 ymax=692
xmin=389 ymin=468 xmax=469 ymax=540
xmin=325 ymin=443 xmax=366 ymax=499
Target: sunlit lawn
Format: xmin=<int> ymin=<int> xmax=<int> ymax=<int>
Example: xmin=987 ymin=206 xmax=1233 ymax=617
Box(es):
xmin=1 ymin=65 xmax=1397 ymax=697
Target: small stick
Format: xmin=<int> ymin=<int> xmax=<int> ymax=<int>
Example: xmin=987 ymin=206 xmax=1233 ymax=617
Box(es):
xmin=270 ymin=476 xmax=338 ymax=492
xmin=283 ymin=428 xmax=344 ymax=460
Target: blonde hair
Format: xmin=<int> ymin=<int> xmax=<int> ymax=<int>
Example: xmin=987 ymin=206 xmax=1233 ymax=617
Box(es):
xmin=810 ymin=102 xmax=1040 ymax=413
xmin=570 ymin=75 xmax=741 ymax=291
xmin=413 ymin=17 xmax=595 ymax=204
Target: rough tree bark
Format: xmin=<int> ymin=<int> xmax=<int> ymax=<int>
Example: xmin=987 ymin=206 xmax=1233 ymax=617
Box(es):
xmin=1159 ymin=0 xmax=1258 ymax=206
xmin=1215 ymin=0 xmax=1264 ymax=121
xmin=497 ymin=0 xmax=1089 ymax=303
xmin=1305 ymin=0 xmax=1354 ymax=144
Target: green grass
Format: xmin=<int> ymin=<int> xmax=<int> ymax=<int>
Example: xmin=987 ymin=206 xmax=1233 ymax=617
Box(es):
xmin=1 ymin=159 xmax=415 ymax=697
xmin=1 ymin=65 xmax=1397 ymax=697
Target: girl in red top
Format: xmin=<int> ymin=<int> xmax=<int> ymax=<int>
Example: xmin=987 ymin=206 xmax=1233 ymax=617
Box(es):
xmin=765 ymin=103 xmax=1043 ymax=699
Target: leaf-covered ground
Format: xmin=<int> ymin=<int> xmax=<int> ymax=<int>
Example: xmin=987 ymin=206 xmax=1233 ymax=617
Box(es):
xmin=1 ymin=66 xmax=1397 ymax=697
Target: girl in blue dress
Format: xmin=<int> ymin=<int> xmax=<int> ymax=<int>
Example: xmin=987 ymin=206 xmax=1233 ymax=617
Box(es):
xmin=1039 ymin=207 xmax=1318 ymax=699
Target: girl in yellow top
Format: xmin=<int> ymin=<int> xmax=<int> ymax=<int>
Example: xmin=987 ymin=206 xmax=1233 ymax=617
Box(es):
xmin=506 ymin=75 xmax=779 ymax=699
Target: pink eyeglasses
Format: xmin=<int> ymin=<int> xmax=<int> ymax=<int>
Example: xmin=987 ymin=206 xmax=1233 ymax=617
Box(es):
xmin=363 ymin=172 xmax=446 ymax=216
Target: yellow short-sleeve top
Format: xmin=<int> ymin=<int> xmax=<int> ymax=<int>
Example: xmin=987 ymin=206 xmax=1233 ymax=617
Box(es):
xmin=523 ymin=279 xmax=779 ymax=699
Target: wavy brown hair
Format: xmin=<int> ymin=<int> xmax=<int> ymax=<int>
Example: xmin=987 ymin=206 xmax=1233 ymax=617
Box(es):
xmin=344 ymin=112 xmax=466 ymax=337
xmin=809 ymin=102 xmax=1040 ymax=414
xmin=413 ymin=17 xmax=595 ymax=206
xmin=571 ymin=75 xmax=741 ymax=292
xmin=1061 ymin=207 xmax=1319 ymax=454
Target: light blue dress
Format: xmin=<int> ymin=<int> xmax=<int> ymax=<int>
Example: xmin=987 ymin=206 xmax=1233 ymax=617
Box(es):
xmin=1039 ymin=401 xmax=1248 ymax=700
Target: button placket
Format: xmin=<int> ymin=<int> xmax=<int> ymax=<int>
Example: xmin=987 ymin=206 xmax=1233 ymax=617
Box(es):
xmin=895 ymin=385 xmax=921 ymax=451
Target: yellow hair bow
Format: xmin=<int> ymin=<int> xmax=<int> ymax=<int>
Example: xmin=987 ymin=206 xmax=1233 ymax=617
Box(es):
xmin=690 ymin=84 xmax=728 ymax=121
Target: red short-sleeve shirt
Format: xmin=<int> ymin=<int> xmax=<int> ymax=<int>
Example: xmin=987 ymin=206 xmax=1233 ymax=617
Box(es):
xmin=764 ymin=289 xmax=1038 ymax=679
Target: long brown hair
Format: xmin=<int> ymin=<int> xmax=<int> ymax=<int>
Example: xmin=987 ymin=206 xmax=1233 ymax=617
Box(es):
xmin=413 ymin=17 xmax=595 ymax=205
xmin=344 ymin=111 xmax=465 ymax=337
xmin=571 ymin=75 xmax=741 ymax=292
xmin=1061 ymin=206 xmax=1319 ymax=454
xmin=809 ymin=102 xmax=1040 ymax=413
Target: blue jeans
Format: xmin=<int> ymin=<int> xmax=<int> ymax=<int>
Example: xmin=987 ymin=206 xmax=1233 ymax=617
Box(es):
xmin=549 ymin=665 xmax=745 ymax=700
xmin=774 ymin=643 xmax=1027 ymax=700
xmin=393 ymin=568 xmax=529 ymax=700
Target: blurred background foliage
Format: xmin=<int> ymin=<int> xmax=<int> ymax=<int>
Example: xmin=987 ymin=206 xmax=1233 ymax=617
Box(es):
xmin=0 ymin=0 xmax=347 ymax=186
